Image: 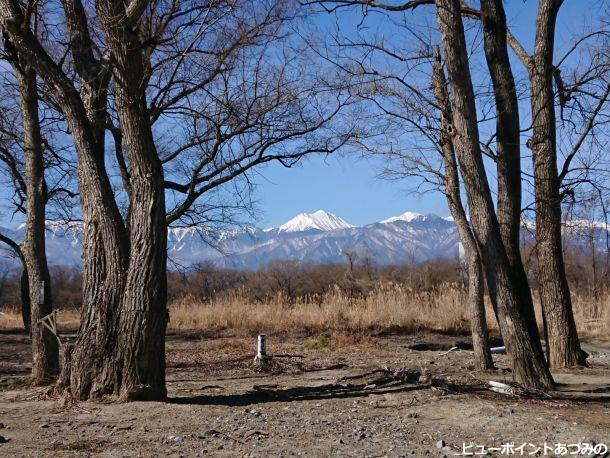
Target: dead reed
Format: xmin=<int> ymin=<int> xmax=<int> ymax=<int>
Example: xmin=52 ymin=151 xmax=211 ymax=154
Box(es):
xmin=168 ymin=283 xmax=608 ymax=340
xmin=1 ymin=283 xmax=607 ymax=341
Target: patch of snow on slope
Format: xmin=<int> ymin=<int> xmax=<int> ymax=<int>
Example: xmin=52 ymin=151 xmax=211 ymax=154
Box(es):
xmin=381 ymin=211 xmax=423 ymax=224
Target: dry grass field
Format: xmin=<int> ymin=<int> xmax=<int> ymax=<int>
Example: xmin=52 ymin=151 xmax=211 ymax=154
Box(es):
xmin=1 ymin=283 xmax=608 ymax=341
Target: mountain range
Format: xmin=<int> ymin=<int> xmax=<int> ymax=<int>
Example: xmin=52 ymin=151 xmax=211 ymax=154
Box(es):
xmin=0 ymin=210 xmax=607 ymax=270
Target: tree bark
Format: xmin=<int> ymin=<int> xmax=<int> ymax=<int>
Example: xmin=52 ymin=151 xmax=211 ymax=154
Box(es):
xmin=434 ymin=0 xmax=553 ymax=389
xmin=15 ymin=64 xmax=59 ymax=383
xmin=432 ymin=51 xmax=493 ymax=370
xmin=0 ymin=1 xmax=129 ymax=398
xmin=59 ymin=0 xmax=130 ymax=399
xmin=20 ymin=266 xmax=31 ymax=335
xmin=479 ymin=0 xmax=541 ymax=343
xmin=466 ymin=250 xmax=494 ymax=369
xmin=528 ymin=0 xmax=585 ymax=367
xmin=97 ymin=0 xmax=168 ymax=400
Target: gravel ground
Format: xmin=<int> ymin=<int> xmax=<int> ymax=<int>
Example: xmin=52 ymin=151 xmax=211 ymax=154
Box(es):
xmin=0 ymin=330 xmax=608 ymax=457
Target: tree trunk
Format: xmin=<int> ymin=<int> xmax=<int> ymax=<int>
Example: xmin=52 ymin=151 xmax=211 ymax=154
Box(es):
xmin=0 ymin=0 xmax=129 ymax=398
xmin=63 ymin=82 xmax=129 ymax=400
xmin=466 ymin=250 xmax=494 ymax=369
xmin=479 ymin=0 xmax=541 ymax=343
xmin=434 ymin=0 xmax=553 ymax=389
xmin=16 ymin=65 xmax=59 ymax=383
xmin=20 ymin=267 xmax=31 ymax=334
xmin=432 ymin=51 xmax=494 ymax=370
xmin=56 ymin=60 xmax=128 ymax=399
xmin=529 ymin=0 xmax=585 ymax=367
xmin=98 ymin=3 xmax=168 ymax=400
xmin=52 ymin=0 xmax=130 ymax=399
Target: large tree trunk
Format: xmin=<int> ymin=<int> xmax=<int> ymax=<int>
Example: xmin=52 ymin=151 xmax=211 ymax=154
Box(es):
xmin=432 ymin=51 xmax=493 ymax=370
xmin=434 ymin=0 xmax=553 ymax=389
xmin=0 ymin=0 xmax=129 ymax=398
xmin=528 ymin=0 xmax=585 ymax=368
xmin=53 ymin=0 xmax=131 ymax=399
xmin=479 ymin=0 xmax=541 ymax=343
xmin=62 ymin=76 xmax=128 ymax=400
xmin=98 ymin=1 xmax=168 ymax=400
xmin=58 ymin=61 xmax=128 ymax=400
xmin=16 ymin=65 xmax=59 ymax=383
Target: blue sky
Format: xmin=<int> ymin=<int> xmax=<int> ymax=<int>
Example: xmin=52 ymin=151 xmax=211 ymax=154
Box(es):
xmin=253 ymin=154 xmax=449 ymax=228
xmin=0 ymin=1 xmax=603 ymax=229
xmin=253 ymin=0 xmax=602 ymax=228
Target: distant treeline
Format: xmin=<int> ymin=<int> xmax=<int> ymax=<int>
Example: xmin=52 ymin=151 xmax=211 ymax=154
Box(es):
xmin=1 ymin=244 xmax=607 ymax=310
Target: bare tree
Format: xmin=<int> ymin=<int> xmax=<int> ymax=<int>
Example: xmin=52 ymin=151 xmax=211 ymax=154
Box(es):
xmin=432 ymin=50 xmax=493 ymax=370
xmin=4 ymin=35 xmax=59 ymax=382
xmin=505 ymin=0 xmax=595 ymax=367
xmin=309 ymin=0 xmax=608 ymax=383
xmin=433 ymin=0 xmax=552 ymax=388
xmin=0 ymin=21 xmax=77 ymax=375
xmin=1 ymin=0 xmax=357 ymax=401
xmin=476 ymin=0 xmax=541 ymax=345
xmin=305 ymin=0 xmax=532 ymax=374
xmin=0 ymin=232 xmax=29 ymax=332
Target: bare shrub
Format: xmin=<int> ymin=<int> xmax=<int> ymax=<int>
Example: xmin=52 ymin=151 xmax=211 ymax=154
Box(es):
xmin=1 ymin=254 xmax=607 ymax=341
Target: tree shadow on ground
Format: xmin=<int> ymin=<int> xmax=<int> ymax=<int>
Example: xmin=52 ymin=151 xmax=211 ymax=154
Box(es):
xmin=170 ymin=375 xmax=610 ymax=406
xmin=551 ymin=382 xmax=610 ymax=403
xmin=169 ymin=381 xmax=430 ymax=406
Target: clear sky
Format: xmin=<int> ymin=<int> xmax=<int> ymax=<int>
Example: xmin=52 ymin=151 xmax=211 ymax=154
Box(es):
xmin=0 ymin=1 xmax=603 ymax=230
xmin=253 ymin=154 xmax=450 ymax=228
xmin=252 ymin=0 xmax=602 ymax=228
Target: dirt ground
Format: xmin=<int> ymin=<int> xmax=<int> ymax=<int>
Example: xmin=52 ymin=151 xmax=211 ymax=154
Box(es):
xmin=0 ymin=329 xmax=609 ymax=457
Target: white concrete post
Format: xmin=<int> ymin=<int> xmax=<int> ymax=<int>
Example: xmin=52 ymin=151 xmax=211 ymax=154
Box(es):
xmin=258 ymin=334 xmax=267 ymax=358
xmin=254 ymin=334 xmax=268 ymax=362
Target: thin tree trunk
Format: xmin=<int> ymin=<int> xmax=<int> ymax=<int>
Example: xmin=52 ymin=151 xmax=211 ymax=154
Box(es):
xmin=16 ymin=65 xmax=59 ymax=383
xmin=432 ymin=50 xmax=493 ymax=370
xmin=0 ymin=229 xmax=30 ymax=335
xmin=20 ymin=266 xmax=31 ymax=335
xmin=590 ymin=229 xmax=598 ymax=303
xmin=434 ymin=0 xmax=553 ymax=389
xmin=466 ymin=250 xmax=494 ymax=369
xmin=529 ymin=0 xmax=585 ymax=367
xmin=479 ymin=0 xmax=541 ymax=343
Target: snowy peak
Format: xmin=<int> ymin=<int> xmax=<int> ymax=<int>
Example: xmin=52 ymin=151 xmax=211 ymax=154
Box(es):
xmin=2 ymin=211 xmax=609 ymax=271
xmin=278 ymin=210 xmax=353 ymax=233
xmin=381 ymin=211 xmax=424 ymax=224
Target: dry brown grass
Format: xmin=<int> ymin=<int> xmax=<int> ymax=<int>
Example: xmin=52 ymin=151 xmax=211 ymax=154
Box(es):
xmin=1 ymin=283 xmax=608 ymax=341
xmin=572 ymin=293 xmax=610 ymax=342
xmin=0 ymin=307 xmax=80 ymax=331
xmin=168 ymin=283 xmax=609 ymax=341
xmin=169 ymin=283 xmax=471 ymax=336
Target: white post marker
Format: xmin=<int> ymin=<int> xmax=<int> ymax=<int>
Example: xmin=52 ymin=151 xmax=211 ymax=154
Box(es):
xmin=254 ymin=333 xmax=268 ymax=363
xmin=37 ymin=281 xmax=45 ymax=304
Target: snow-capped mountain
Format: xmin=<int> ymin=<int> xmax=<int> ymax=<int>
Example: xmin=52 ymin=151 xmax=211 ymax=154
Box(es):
xmin=380 ymin=211 xmax=423 ymax=224
xmin=278 ymin=210 xmax=353 ymax=233
xmin=1 ymin=210 xmax=608 ymax=270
